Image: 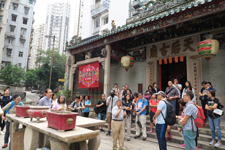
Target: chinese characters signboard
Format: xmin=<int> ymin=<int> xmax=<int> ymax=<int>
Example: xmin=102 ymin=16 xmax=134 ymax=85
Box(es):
xmin=78 ymin=62 xmax=99 ymax=89
xmin=149 ymin=35 xmax=200 ymax=58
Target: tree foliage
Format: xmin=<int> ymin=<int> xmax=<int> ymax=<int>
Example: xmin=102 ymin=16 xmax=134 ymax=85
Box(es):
xmin=25 ymin=69 xmax=39 ymax=87
xmin=33 ymin=49 xmax=66 ymax=89
xmin=0 ymin=64 xmax=26 ymax=87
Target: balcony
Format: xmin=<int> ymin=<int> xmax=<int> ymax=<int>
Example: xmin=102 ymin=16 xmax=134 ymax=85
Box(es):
xmin=92 ymin=27 xmax=100 ymax=35
xmin=20 ymin=34 xmax=26 ymax=42
xmin=133 ymin=1 xmax=141 ymax=9
xmin=91 ymin=0 xmax=109 ymax=18
xmin=5 ymin=33 xmax=15 ymax=39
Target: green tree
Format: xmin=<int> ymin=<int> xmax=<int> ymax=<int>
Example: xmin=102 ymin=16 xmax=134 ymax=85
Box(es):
xmin=25 ymin=69 xmax=39 ymax=87
xmin=0 ymin=64 xmax=26 ymax=87
xmin=35 ymin=49 xmax=66 ymax=89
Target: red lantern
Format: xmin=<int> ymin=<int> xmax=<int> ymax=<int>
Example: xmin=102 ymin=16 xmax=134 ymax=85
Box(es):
xmin=164 ymin=58 xmax=167 ymax=64
xmin=169 ymin=57 xmax=172 ymax=64
xmin=175 ymin=56 xmax=178 ymax=63
xmin=159 ymin=59 xmax=162 ymax=65
xmin=180 ymin=55 xmax=184 ymax=62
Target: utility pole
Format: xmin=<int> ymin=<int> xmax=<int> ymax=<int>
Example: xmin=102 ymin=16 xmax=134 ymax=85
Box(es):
xmin=45 ymin=35 xmax=55 ymax=89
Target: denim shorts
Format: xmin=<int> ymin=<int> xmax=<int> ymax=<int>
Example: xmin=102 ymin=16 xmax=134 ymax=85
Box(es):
xmin=98 ymin=113 xmax=106 ymax=120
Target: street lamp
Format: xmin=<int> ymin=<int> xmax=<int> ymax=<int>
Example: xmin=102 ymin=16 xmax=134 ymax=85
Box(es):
xmin=45 ymin=35 xmax=55 ymax=89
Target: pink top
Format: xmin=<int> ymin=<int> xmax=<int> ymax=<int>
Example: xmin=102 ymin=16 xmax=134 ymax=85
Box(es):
xmin=52 ymin=103 xmax=67 ymax=110
xmin=181 ymin=109 xmax=185 ymax=118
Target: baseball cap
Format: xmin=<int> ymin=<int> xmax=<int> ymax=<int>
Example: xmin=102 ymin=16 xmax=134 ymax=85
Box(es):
xmin=155 ymin=91 xmax=166 ymax=98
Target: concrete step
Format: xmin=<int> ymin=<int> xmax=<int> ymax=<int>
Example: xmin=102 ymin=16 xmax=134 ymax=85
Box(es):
xmin=103 ymin=123 xmax=225 ymax=150
xmin=131 ymin=115 xmax=225 ymax=130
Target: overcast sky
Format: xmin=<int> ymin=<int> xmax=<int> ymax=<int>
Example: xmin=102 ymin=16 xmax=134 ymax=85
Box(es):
xmin=33 ymin=0 xmax=76 ymax=38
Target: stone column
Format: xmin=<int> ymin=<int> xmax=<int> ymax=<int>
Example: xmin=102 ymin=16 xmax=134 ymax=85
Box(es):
xmin=68 ymin=55 xmax=75 ymax=97
xmin=104 ymin=44 xmax=111 ymax=96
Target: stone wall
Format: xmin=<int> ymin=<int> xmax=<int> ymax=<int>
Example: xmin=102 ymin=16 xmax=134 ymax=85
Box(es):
xmin=110 ymin=61 xmax=146 ymax=95
xmin=202 ymin=48 xmax=225 ymax=120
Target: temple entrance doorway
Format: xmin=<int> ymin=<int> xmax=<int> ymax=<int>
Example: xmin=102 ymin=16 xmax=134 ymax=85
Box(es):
xmin=159 ymin=57 xmax=187 ymax=92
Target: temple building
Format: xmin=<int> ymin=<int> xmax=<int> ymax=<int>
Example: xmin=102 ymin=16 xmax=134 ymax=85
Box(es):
xmin=65 ymin=0 xmax=225 ymax=120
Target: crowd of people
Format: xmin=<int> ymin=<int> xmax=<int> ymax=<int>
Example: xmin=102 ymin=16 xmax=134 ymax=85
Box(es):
xmin=94 ymin=80 xmax=222 ymax=150
xmin=0 ymin=78 xmax=222 ymax=150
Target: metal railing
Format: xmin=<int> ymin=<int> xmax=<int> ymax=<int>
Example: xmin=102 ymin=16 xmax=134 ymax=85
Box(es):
xmin=91 ymin=0 xmax=110 ymax=18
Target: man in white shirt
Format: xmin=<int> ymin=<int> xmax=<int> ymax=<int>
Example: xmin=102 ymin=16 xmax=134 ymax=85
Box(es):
xmin=112 ymin=99 xmax=126 ymax=150
xmin=172 ymin=78 xmax=182 ymax=115
xmin=106 ymin=90 xmax=118 ymax=136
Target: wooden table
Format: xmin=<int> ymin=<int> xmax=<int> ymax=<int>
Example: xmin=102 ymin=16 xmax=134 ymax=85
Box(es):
xmin=7 ymin=114 xmax=105 ymax=150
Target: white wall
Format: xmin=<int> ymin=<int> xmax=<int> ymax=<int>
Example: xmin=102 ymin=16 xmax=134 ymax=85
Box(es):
xmin=3 ymin=0 xmax=35 ymax=69
xmin=109 ymin=0 xmax=129 ymax=28
xmin=0 ymin=0 xmax=12 ymax=69
xmin=110 ymin=61 xmax=146 ymax=94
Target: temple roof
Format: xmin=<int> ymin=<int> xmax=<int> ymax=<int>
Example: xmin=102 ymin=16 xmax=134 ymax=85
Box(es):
xmin=65 ymin=0 xmax=216 ymax=52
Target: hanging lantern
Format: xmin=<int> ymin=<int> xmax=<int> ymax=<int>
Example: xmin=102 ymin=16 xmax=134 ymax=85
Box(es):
xmin=175 ymin=56 xmax=178 ymax=63
xmin=159 ymin=59 xmax=162 ymax=65
xmin=121 ymin=56 xmax=134 ymax=71
xmin=180 ymin=55 xmax=184 ymax=62
xmin=164 ymin=58 xmax=167 ymax=64
xmin=169 ymin=57 xmax=172 ymax=64
xmin=198 ymin=39 xmax=219 ymax=62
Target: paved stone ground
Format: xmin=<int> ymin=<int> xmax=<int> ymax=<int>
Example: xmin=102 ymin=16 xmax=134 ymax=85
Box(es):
xmin=98 ymin=132 xmax=182 ymax=150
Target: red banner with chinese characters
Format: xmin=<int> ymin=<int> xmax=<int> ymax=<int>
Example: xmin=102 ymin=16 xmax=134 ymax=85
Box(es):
xmin=78 ymin=62 xmax=99 ymax=89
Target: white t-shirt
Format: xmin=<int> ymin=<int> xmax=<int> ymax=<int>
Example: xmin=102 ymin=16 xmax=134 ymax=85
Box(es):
xmin=173 ymin=84 xmax=182 ymax=98
xmin=52 ymin=99 xmax=58 ymax=105
xmin=0 ymin=106 xmax=3 ymax=114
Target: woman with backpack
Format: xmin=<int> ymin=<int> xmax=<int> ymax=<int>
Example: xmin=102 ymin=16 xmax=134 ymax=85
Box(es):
xmin=149 ymin=93 xmax=159 ymax=133
xmin=68 ymin=95 xmax=85 ymax=116
xmin=205 ymin=89 xmax=222 ymax=148
xmin=123 ymin=94 xmax=132 ymax=141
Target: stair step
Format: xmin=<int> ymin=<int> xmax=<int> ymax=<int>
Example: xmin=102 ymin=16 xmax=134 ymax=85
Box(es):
xmin=132 ymin=116 xmax=225 ymax=130
xmin=103 ymin=123 xmax=225 ymax=150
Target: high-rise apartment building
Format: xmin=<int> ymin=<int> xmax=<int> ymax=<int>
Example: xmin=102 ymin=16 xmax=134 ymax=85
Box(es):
xmin=2 ymin=0 xmax=36 ymax=69
xmin=28 ymin=24 xmax=44 ymax=69
xmin=43 ymin=2 xmax=71 ymax=54
xmin=0 ymin=0 xmax=11 ymax=69
xmin=78 ymin=0 xmax=130 ymax=40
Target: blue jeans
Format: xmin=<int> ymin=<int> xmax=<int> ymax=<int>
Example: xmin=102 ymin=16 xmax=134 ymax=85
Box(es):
xmin=98 ymin=113 xmax=106 ymax=120
xmin=156 ymin=124 xmax=167 ymax=150
xmin=208 ymin=116 xmax=221 ymax=141
xmin=183 ymin=130 xmax=197 ymax=150
xmin=4 ymin=121 xmax=10 ymax=144
xmin=169 ymin=101 xmax=176 ymax=114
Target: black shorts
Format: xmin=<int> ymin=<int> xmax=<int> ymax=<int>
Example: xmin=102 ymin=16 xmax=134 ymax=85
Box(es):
xmin=150 ymin=111 xmax=155 ymax=122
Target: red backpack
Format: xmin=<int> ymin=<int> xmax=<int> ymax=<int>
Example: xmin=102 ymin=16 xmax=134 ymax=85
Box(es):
xmin=188 ymin=103 xmax=205 ymax=128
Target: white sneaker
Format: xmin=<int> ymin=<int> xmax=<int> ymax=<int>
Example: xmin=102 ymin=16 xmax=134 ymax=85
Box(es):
xmin=214 ymin=142 xmax=222 ymax=147
xmin=0 ymin=131 xmax=4 ymax=135
xmin=209 ymin=140 xmax=216 ymax=146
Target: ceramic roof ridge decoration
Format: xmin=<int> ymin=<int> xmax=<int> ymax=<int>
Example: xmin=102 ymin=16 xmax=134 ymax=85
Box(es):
xmin=65 ymin=0 xmax=222 ymax=53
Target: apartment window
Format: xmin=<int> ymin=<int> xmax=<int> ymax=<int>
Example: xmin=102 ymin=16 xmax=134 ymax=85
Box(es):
xmin=0 ymin=15 xmax=2 ymax=23
xmin=18 ymin=63 xmax=22 ymax=67
xmin=19 ymin=52 xmax=23 ymax=57
xmin=94 ymin=17 xmax=100 ymax=29
xmin=29 ymin=0 xmax=33 ymax=4
xmin=11 ymin=14 xmax=17 ymax=21
xmin=103 ymin=17 xmax=108 ymax=25
xmin=23 ymin=18 xmax=28 ymax=25
xmin=0 ymin=1 xmax=5 ymax=8
xmin=24 ymin=7 xmax=30 ymax=14
xmin=10 ymin=25 xmax=16 ymax=32
xmin=21 ymin=28 xmax=27 ymax=35
xmin=6 ymin=48 xmax=12 ymax=56
xmin=8 ymin=38 xmax=13 ymax=44
xmin=13 ymin=3 xmax=18 ymax=10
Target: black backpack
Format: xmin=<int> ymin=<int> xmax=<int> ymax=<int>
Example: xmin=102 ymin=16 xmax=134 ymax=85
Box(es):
xmin=94 ymin=100 xmax=102 ymax=114
xmin=160 ymin=100 xmax=176 ymax=125
xmin=145 ymin=99 xmax=149 ymax=115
